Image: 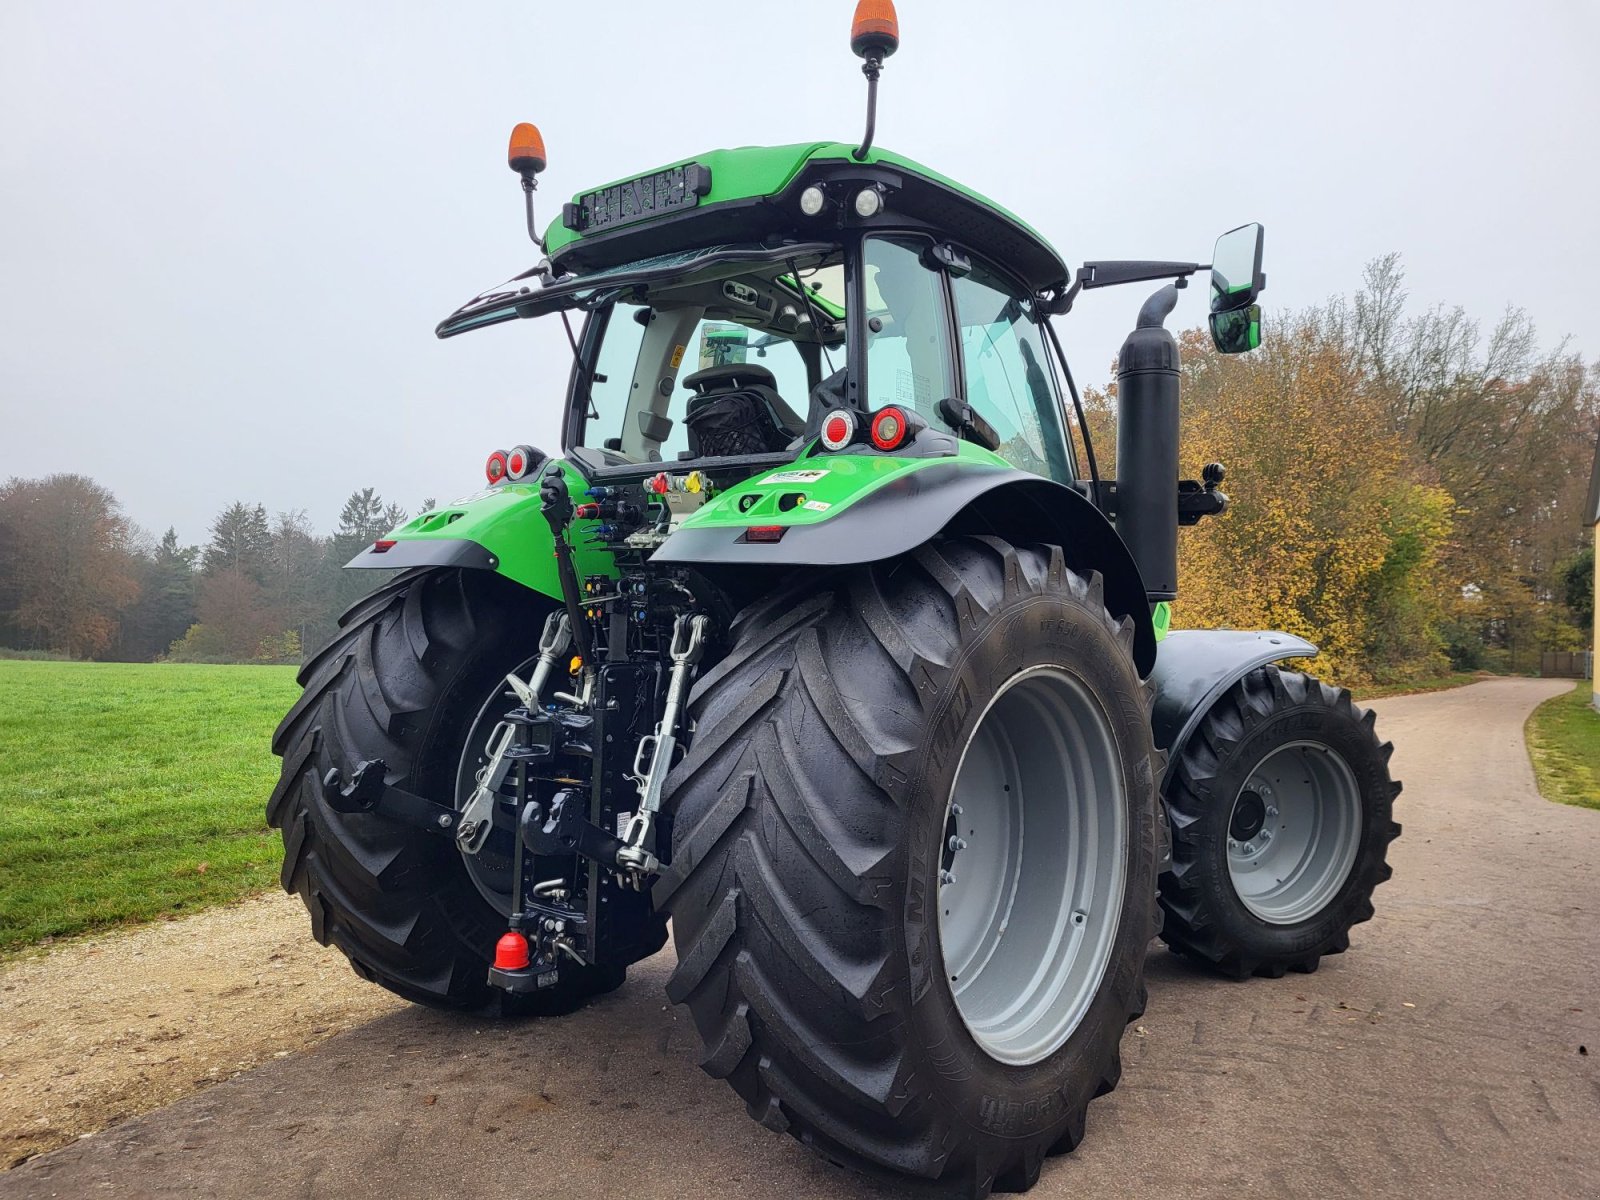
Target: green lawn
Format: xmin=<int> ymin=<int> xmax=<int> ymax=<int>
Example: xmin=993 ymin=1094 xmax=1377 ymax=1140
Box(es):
xmin=1525 ymin=681 xmax=1600 ymax=811
xmin=0 ymin=661 xmax=300 ymax=955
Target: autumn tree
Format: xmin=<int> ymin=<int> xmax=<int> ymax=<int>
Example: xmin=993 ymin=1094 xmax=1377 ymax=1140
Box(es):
xmin=0 ymin=475 xmax=141 ymax=658
xmin=1170 ymin=320 xmax=1447 ymax=684
xmin=1333 ymin=256 xmax=1599 ymax=668
xmin=172 ymin=500 xmax=301 ymax=661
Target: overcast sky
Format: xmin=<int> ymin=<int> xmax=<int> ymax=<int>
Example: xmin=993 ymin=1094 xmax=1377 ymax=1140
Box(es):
xmin=3 ymin=0 xmax=1596 ymax=544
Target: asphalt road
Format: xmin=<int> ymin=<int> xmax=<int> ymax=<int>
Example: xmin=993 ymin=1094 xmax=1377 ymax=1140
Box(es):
xmin=5 ymin=678 xmax=1597 ymax=1199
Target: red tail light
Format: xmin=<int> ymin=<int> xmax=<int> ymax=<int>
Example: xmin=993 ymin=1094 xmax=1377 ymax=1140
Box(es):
xmin=505 ymin=444 xmax=536 ymax=480
xmin=820 ymin=409 xmax=857 ymax=451
xmin=485 ymin=449 xmax=508 ymax=484
xmin=372 ymin=539 xmax=396 ymax=553
xmin=870 ymin=406 xmax=909 ymax=451
xmin=743 ymin=525 xmax=787 ymax=543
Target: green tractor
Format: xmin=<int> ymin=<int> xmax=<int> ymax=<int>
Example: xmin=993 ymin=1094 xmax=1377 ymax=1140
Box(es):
xmin=268 ymin=3 xmax=1400 ymax=1192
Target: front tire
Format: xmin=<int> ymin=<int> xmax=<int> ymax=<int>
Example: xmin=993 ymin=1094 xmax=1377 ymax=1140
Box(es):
xmin=1158 ymin=667 xmax=1401 ymax=978
xmin=657 ymin=537 xmax=1161 ymax=1195
xmin=267 ymin=568 xmax=627 ymax=1015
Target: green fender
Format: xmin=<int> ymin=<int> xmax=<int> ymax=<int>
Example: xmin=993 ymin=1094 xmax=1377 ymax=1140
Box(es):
xmin=655 ymin=446 xmax=1158 ymax=676
xmin=342 ymin=461 xmax=617 ymax=600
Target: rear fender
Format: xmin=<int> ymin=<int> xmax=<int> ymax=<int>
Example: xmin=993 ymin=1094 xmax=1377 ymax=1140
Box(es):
xmin=342 ymin=462 xmax=616 ymax=601
xmin=1147 ymin=629 xmax=1320 ymax=783
xmin=653 ymin=455 xmax=1157 ymax=675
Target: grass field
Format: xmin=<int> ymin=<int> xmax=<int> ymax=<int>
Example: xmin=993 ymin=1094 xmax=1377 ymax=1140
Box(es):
xmin=0 ymin=661 xmax=300 ymax=955
xmin=1525 ymin=680 xmax=1600 ymax=811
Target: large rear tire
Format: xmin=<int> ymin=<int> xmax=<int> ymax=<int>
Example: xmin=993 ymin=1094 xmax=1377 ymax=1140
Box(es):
xmin=1158 ymin=667 xmax=1401 ymax=978
xmin=267 ymin=568 xmax=627 ymax=1015
xmin=657 ymin=537 xmax=1161 ymax=1196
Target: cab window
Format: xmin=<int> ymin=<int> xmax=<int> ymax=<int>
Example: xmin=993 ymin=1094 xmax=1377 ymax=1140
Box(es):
xmin=579 ymin=258 xmax=843 ymax=463
xmin=862 ymin=236 xmax=954 ymax=420
xmin=951 ymin=265 xmax=1073 ymax=483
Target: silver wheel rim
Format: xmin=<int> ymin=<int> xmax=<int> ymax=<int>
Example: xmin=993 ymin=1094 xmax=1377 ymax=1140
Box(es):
xmin=1226 ymin=740 xmax=1362 ymax=924
xmin=938 ymin=667 xmax=1128 ymax=1066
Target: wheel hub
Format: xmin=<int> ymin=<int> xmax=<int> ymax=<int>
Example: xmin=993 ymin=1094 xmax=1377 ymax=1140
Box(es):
xmin=1230 ymin=788 xmax=1267 ymax=841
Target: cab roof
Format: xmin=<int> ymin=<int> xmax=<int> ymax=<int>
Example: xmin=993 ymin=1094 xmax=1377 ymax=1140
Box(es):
xmin=542 ymin=141 xmax=1071 ymax=297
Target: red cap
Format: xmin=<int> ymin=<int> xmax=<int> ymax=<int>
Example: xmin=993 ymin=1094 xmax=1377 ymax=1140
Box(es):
xmin=494 ymin=931 xmax=530 ymax=971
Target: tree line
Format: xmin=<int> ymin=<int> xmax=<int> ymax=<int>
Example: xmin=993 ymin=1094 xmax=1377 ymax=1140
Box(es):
xmin=2 ymin=255 xmax=1596 ymax=680
xmin=0 ymin=484 xmax=429 ymax=664
xmin=1080 ymin=256 xmax=1597 ymax=684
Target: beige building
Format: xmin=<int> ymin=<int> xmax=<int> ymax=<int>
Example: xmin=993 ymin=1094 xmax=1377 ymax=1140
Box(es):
xmin=1588 ymin=440 xmax=1600 ymax=706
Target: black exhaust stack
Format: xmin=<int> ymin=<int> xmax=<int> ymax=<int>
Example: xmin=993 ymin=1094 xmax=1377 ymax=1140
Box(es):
xmin=1115 ymin=285 xmax=1181 ymax=603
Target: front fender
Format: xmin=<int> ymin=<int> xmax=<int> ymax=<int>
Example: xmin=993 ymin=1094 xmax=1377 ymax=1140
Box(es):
xmin=342 ymin=462 xmax=616 ymax=600
xmin=653 ymin=452 xmax=1157 ymax=675
xmin=1148 ymin=629 xmax=1319 ymax=782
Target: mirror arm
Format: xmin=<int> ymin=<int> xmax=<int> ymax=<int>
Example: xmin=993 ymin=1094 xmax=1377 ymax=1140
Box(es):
xmin=1047 ymin=260 xmax=1204 ymax=315
xmin=1081 ymin=260 xmax=1204 ymax=290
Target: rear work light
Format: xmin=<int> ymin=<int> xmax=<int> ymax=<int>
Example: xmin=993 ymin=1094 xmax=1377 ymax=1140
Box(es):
xmin=870 ymin=405 xmax=909 ymax=451
xmin=505 ymin=444 xmax=537 ymax=480
xmin=820 ymin=409 xmax=857 ymax=451
xmin=485 ymin=449 xmax=508 ymax=484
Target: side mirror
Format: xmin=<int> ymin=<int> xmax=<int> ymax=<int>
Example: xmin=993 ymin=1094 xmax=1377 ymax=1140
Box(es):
xmin=1209 ymin=223 xmax=1264 ymax=313
xmin=1209 ymin=305 xmax=1261 ymax=354
xmin=1209 ymin=223 xmax=1264 ymax=354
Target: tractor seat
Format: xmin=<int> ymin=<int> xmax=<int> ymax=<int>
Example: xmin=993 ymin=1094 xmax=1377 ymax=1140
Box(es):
xmin=681 ymin=364 xmax=805 ymax=457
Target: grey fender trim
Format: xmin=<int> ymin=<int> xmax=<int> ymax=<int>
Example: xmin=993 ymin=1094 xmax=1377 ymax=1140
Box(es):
xmin=1148 ymin=629 xmax=1319 ymax=783
xmin=653 ymin=462 xmax=1157 ymax=675
xmin=344 ymin=537 xmax=497 ymax=572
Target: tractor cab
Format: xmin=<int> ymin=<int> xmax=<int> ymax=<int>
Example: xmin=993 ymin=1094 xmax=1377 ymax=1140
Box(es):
xmin=438 ymin=139 xmax=1080 ymax=489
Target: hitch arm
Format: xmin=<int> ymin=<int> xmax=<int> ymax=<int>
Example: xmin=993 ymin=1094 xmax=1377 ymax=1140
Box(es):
xmin=321 ymin=760 xmax=459 ymax=837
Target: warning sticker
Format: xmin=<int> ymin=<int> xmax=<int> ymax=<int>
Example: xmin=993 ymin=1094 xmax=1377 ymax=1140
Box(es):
xmin=802 ymin=499 xmax=832 ymax=512
xmin=757 ymin=469 xmax=830 ymax=485
xmin=669 ymin=344 xmax=686 ymax=369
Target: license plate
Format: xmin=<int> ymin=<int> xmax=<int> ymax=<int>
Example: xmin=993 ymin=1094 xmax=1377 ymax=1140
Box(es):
xmin=566 ymin=163 xmax=712 ymax=233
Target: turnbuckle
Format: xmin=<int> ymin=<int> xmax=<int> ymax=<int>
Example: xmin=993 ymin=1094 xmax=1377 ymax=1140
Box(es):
xmin=616 ymin=613 xmax=708 ymax=886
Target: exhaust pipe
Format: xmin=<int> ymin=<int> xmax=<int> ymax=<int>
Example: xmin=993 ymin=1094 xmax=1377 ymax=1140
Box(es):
xmin=1115 ymin=285 xmax=1181 ymax=603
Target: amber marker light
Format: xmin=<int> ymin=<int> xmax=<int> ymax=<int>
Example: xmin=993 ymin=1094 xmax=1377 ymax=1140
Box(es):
xmin=507 ymin=122 xmax=547 ymax=176
xmin=851 ymin=0 xmax=900 ymax=59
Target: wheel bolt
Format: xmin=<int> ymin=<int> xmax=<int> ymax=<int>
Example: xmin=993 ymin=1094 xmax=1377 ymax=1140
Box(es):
xmin=950 ymin=803 xmax=963 ymax=816
xmin=1266 ymin=806 xmax=1279 ymax=818
xmin=939 ymin=870 xmax=955 ymax=885
xmin=948 ymin=836 xmax=967 ymax=852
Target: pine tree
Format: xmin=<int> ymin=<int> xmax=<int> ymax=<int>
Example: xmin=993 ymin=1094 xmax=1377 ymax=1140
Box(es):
xmin=202 ymin=502 xmax=272 ymax=583
xmin=115 ymin=527 xmax=199 ymax=659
